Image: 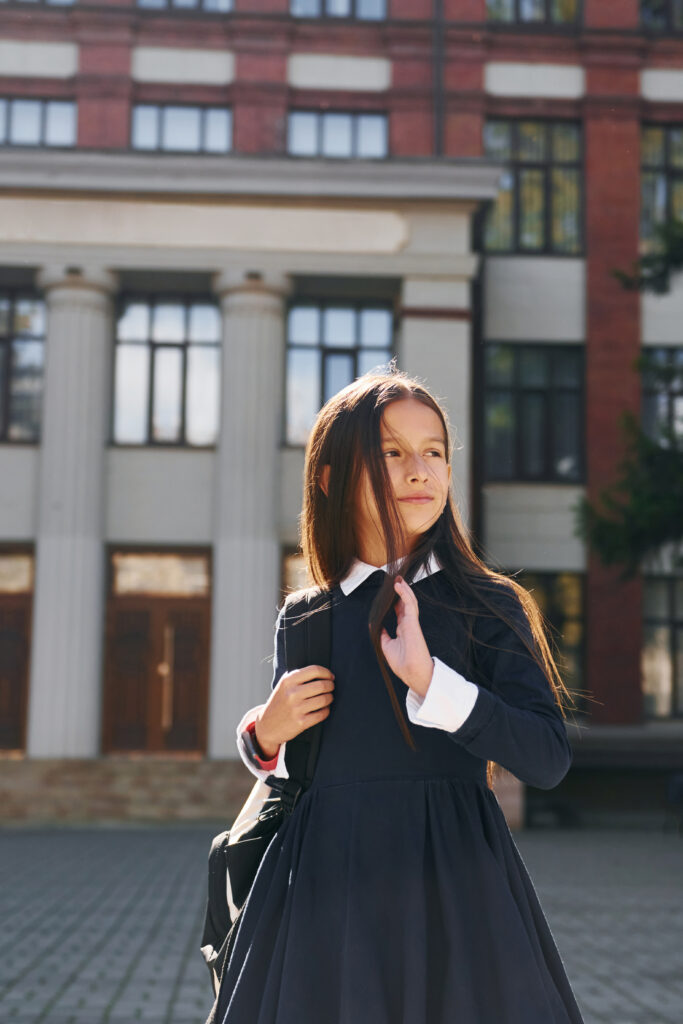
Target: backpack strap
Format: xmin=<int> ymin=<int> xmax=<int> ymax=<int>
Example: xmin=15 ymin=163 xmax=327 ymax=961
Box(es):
xmin=265 ymin=587 xmax=332 ymax=814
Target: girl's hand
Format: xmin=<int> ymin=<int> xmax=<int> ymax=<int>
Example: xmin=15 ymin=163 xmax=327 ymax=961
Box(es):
xmin=380 ymin=576 xmax=435 ymax=698
xmin=254 ymin=665 xmax=335 ymax=759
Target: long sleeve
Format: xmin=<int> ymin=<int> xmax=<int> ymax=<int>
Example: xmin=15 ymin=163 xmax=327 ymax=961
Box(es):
xmin=405 ymin=657 xmax=479 ymax=732
xmin=235 ymin=604 xmax=290 ymax=782
xmin=443 ymin=584 xmax=573 ymax=790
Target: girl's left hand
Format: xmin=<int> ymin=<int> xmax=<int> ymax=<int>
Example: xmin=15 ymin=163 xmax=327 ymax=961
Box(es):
xmin=380 ymin=576 xmax=435 ymax=698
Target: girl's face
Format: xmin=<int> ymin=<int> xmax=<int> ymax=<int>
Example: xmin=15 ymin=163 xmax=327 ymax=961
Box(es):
xmin=321 ymin=397 xmax=451 ymax=567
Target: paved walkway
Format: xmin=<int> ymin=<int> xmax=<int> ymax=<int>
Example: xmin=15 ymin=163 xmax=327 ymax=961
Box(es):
xmin=0 ymin=824 xmax=681 ymax=1024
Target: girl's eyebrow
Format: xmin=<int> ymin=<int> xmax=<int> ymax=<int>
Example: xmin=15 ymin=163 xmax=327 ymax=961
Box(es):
xmin=381 ymin=435 xmax=446 ymax=447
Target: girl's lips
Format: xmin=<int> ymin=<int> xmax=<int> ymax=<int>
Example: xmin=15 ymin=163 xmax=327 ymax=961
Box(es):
xmin=399 ymin=497 xmax=433 ymax=503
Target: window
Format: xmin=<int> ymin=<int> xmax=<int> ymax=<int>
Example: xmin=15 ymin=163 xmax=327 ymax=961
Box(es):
xmin=642 ymin=575 xmax=683 ymax=718
xmin=131 ymin=105 xmax=232 ymax=153
xmin=290 ymin=0 xmax=386 ymax=17
xmin=136 ymin=0 xmax=232 ymax=8
xmin=486 ymin=0 xmax=580 ymax=22
xmin=0 ymin=0 xmax=75 ymax=4
xmin=287 ymin=111 xmax=388 ymax=159
xmin=0 ymin=99 xmax=76 ymax=148
xmin=483 ymin=343 xmax=584 ymax=482
xmin=112 ymin=297 xmax=221 ymax=446
xmin=514 ymin=570 xmax=586 ymax=714
xmin=640 ymin=346 xmax=683 ymax=448
xmin=286 ymin=300 xmax=394 ymax=445
xmin=0 ymin=291 xmax=45 ymax=443
xmin=641 ymin=0 xmax=683 ymax=31
xmin=483 ymin=119 xmax=582 ymax=254
xmin=640 ymin=124 xmax=683 ymax=255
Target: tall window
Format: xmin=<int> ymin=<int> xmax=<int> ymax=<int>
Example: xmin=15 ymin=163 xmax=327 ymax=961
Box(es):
xmin=641 ymin=124 xmax=683 ymax=255
xmin=483 ymin=119 xmax=582 ymax=254
xmin=291 ymin=0 xmax=386 ymax=17
xmin=642 ymin=575 xmax=683 ymax=719
xmin=486 ymin=0 xmax=580 ymax=23
xmin=287 ymin=111 xmax=388 ymax=159
xmin=0 ymin=99 xmax=76 ymax=148
xmin=640 ymin=346 xmax=683 ymax=447
xmin=0 ymin=292 xmax=45 ymax=443
xmin=641 ymin=0 xmax=683 ymax=31
xmin=112 ymin=297 xmax=221 ymax=447
xmin=515 ymin=570 xmax=586 ymax=714
xmin=131 ymin=105 xmax=232 ymax=153
xmin=286 ymin=300 xmax=394 ymax=445
xmin=483 ymin=343 xmax=584 ymax=482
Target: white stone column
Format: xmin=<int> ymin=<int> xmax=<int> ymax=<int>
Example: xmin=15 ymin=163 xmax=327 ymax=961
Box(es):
xmin=208 ymin=268 xmax=292 ymax=759
xmin=399 ymin=276 xmax=474 ymax=530
xmin=27 ymin=265 xmax=116 ymax=757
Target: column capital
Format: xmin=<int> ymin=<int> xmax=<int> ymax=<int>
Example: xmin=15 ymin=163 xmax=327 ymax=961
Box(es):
xmin=211 ymin=267 xmax=293 ymax=303
xmin=36 ymin=263 xmax=118 ymax=297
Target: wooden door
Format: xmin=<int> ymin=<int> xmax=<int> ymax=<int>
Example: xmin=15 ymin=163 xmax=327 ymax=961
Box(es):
xmin=102 ymin=597 xmax=209 ymax=754
xmin=0 ymin=597 xmax=32 ymax=750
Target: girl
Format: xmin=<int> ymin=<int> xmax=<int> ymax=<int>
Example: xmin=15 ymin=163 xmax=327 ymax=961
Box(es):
xmin=219 ymin=366 xmax=586 ymax=1024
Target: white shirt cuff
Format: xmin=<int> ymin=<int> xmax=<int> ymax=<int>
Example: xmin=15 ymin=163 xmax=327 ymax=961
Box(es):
xmin=405 ymin=656 xmax=479 ymax=733
xmin=235 ymin=704 xmax=289 ymax=782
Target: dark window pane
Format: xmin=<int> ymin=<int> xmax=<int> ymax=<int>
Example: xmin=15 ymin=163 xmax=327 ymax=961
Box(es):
xmin=519 ymin=168 xmax=545 ymax=249
xmin=671 ymin=178 xmax=683 ymax=222
xmin=674 ymin=0 xmax=683 ymax=30
xmin=641 ymin=0 xmax=667 ymax=30
xmin=551 ymin=0 xmax=578 ymax=22
xmin=520 ymin=0 xmax=544 ymax=21
xmin=517 ymin=121 xmax=546 ymax=162
xmin=483 ymin=120 xmax=512 ymax=160
xmin=9 ymin=339 xmax=43 ymax=441
xmin=151 ymin=347 xmax=183 ymax=441
xmin=288 ymin=306 xmax=320 ymax=345
xmin=486 ymin=0 xmax=514 ymax=20
xmin=0 ymin=295 xmax=9 ymax=333
xmin=519 ymin=348 xmax=548 ymax=387
xmin=520 ymin=392 xmax=545 ymax=476
xmin=324 ymin=352 xmax=354 ymax=401
xmin=286 ymin=347 xmax=321 ymax=445
xmin=322 ymin=307 xmax=355 ymax=347
xmin=485 ymin=392 xmax=515 ymax=479
xmin=643 ymin=577 xmax=669 ymax=617
xmin=357 ymin=349 xmax=391 ymax=375
xmin=642 ymin=126 xmax=665 ymax=167
xmin=113 ymin=345 xmax=150 ymax=443
xmin=552 ymin=348 xmax=581 ymax=387
xmin=552 ymin=167 xmax=581 ymax=253
xmin=552 ymin=122 xmax=580 ymax=162
xmin=484 ymin=169 xmax=515 ymax=250
xmin=0 ymin=345 xmax=5 ymax=430
xmin=553 ymin=392 xmax=581 ymax=480
xmin=641 ymin=171 xmax=667 ymax=247
xmin=0 ymin=99 xmax=7 ymax=144
xmin=641 ymin=393 xmax=669 ymax=442
xmin=186 ymin=347 xmax=219 ymax=445
xmin=485 ymin=344 xmax=514 ymax=386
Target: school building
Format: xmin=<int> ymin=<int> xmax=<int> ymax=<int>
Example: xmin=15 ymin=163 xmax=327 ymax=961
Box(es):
xmin=0 ymin=0 xmax=681 ymax=827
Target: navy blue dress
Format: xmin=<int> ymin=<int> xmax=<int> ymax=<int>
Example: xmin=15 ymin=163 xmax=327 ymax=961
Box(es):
xmin=216 ymin=569 xmax=585 ymax=1024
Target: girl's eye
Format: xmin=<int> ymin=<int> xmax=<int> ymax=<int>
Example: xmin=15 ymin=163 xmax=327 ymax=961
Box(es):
xmin=384 ymin=450 xmax=442 ymax=457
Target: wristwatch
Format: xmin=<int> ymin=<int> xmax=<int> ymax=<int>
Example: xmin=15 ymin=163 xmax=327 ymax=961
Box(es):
xmin=241 ymin=722 xmax=277 ymax=765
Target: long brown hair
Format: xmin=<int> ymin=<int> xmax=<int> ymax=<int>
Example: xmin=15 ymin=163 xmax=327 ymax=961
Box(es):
xmin=288 ymin=363 xmax=580 ymax=790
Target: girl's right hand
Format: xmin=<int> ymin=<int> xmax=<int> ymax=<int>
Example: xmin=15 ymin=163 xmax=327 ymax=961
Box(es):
xmin=254 ymin=666 xmax=335 ymax=759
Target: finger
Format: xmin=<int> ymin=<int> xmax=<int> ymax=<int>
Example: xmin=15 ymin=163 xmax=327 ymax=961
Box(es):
xmin=299 ymin=678 xmax=335 ymax=695
xmin=292 ymin=665 xmax=335 ymax=683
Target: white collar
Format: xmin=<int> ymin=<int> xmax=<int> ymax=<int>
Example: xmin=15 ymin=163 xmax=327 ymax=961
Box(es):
xmin=339 ymin=549 xmax=443 ymax=596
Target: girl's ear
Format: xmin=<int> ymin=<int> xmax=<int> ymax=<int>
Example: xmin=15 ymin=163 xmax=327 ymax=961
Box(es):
xmin=319 ymin=464 xmax=331 ymax=497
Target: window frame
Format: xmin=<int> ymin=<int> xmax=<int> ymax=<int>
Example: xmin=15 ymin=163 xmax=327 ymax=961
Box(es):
xmin=286 ymin=109 xmax=389 ymax=160
xmin=640 ymin=0 xmax=683 ymax=32
xmin=640 ymin=344 xmax=683 ymax=447
xmin=282 ymin=296 xmax=397 ymax=448
xmin=0 ymin=97 xmax=77 ymax=149
xmin=0 ymin=287 xmax=46 ymax=445
xmin=110 ymin=292 xmax=221 ymax=450
xmin=129 ymin=103 xmax=233 ymax=154
xmin=482 ymin=341 xmax=585 ymax=484
xmin=135 ymin=0 xmax=234 ymax=10
xmin=289 ymin=0 xmax=387 ymax=19
xmin=482 ymin=117 xmax=584 ymax=256
xmin=640 ymin=122 xmax=683 ymax=255
xmin=485 ymin=0 xmax=582 ymax=27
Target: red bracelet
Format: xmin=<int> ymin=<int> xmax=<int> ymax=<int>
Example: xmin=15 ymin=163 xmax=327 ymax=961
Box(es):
xmin=246 ymin=720 xmax=279 ymax=770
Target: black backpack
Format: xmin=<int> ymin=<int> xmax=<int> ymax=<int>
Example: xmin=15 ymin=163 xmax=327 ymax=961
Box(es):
xmin=199 ymin=587 xmax=332 ymax=1019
